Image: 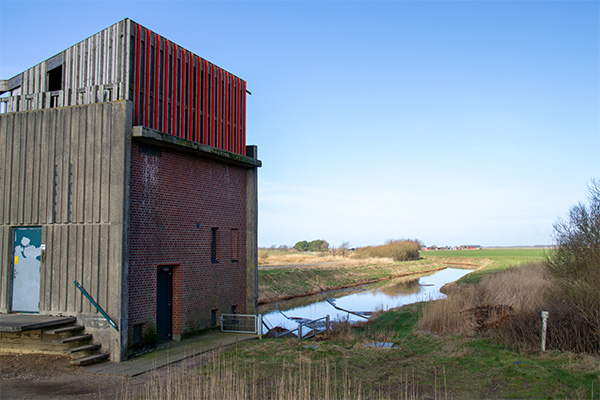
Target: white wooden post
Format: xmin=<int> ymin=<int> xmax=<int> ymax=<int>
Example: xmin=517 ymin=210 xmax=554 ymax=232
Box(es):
xmin=258 ymin=314 xmax=262 ymax=339
xmin=541 ymin=311 xmax=549 ymax=352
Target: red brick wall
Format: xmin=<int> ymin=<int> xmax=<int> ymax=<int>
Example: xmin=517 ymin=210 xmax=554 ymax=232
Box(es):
xmin=128 ymin=142 xmax=247 ymax=340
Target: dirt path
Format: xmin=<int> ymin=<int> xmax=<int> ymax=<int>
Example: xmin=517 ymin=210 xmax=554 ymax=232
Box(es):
xmin=0 ymin=352 xmax=212 ymax=399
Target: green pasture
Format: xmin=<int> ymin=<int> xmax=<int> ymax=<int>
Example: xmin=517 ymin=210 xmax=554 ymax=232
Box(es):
xmin=421 ymin=247 xmax=548 ymax=283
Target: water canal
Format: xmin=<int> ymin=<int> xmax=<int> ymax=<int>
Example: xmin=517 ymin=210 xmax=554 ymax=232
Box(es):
xmin=259 ymin=267 xmax=472 ymax=330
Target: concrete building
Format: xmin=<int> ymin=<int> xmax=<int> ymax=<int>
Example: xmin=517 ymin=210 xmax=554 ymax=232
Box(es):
xmin=0 ymin=18 xmax=261 ymax=362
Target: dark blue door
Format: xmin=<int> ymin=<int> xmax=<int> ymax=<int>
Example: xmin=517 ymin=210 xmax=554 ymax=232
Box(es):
xmin=156 ymin=267 xmax=172 ymax=341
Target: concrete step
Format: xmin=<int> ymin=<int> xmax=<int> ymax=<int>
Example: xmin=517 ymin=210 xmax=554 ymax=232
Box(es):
xmin=63 ymin=343 xmax=101 ymax=354
xmin=70 ymin=353 xmax=109 ymax=366
xmin=54 ymin=334 xmax=92 ymax=344
xmin=44 ymin=325 xmax=85 ymax=335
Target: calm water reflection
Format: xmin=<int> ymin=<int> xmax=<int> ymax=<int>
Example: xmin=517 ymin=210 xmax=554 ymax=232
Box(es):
xmin=260 ymin=267 xmax=471 ymax=330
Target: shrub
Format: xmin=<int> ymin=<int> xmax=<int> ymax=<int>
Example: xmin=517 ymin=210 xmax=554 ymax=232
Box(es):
xmin=544 ymin=179 xmax=600 ymax=353
xmin=418 ymin=263 xmax=548 ymax=338
xmin=355 ymin=239 xmax=422 ymax=261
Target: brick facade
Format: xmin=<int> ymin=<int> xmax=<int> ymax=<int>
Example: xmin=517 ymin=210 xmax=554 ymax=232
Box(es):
xmin=128 ymin=141 xmax=248 ymax=340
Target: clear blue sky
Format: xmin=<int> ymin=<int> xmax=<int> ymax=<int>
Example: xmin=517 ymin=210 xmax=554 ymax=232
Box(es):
xmin=1 ymin=1 xmax=598 ymax=248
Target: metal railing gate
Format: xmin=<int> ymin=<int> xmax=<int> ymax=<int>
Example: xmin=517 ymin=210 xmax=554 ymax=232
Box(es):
xmin=220 ymin=314 xmax=262 ymax=337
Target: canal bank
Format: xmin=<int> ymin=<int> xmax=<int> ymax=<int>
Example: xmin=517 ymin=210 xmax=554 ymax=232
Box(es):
xmin=260 ymin=267 xmax=473 ymax=330
xmin=258 ymin=256 xmax=478 ymax=305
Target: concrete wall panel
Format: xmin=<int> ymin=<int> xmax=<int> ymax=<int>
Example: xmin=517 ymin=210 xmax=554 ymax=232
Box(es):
xmin=0 ymin=101 xmax=131 ymax=361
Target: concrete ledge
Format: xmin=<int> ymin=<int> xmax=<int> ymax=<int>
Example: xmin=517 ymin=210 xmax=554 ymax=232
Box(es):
xmin=0 ymin=314 xmax=76 ymax=332
xmin=132 ymin=126 xmax=262 ymax=169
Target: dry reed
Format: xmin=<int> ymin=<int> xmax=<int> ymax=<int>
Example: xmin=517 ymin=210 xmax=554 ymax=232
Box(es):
xmin=129 ymin=348 xmax=424 ymax=400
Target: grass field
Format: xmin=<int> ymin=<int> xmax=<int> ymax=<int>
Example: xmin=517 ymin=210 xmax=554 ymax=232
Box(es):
xmin=420 ymin=247 xmax=548 ymax=283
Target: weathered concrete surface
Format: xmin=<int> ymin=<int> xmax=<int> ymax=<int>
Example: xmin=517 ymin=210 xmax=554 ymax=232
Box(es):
xmin=0 ymin=314 xmax=76 ymax=332
xmin=0 ymin=100 xmax=132 ymax=362
xmin=85 ymin=331 xmax=257 ymax=377
xmin=246 ymin=146 xmax=259 ymax=315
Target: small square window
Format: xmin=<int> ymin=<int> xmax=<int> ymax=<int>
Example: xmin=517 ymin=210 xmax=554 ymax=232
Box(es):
xmin=133 ymin=324 xmax=143 ymax=345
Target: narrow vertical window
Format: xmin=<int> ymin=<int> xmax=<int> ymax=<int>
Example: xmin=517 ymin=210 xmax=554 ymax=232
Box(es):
xmin=211 ymin=309 xmax=218 ymax=326
xmin=231 ymin=229 xmax=239 ymax=262
xmin=211 ymin=227 xmax=218 ymax=263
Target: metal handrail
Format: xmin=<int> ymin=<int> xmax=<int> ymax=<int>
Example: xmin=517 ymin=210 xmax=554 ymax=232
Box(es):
xmin=321 ymin=293 xmax=371 ymax=319
xmin=74 ymin=280 xmax=119 ymax=331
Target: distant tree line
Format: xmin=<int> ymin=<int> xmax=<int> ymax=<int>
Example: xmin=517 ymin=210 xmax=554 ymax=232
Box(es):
xmin=293 ymin=239 xmax=329 ymax=252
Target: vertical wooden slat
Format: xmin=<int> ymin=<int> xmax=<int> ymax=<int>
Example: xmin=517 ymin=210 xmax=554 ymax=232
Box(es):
xmin=122 ymin=19 xmax=130 ymax=101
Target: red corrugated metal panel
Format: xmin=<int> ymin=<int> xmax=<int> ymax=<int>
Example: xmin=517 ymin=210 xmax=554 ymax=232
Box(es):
xmin=171 ymin=43 xmax=178 ymax=137
xmin=135 ymin=23 xmax=141 ymax=126
xmin=144 ymin=27 xmax=151 ymax=128
xmin=241 ymin=79 xmax=246 ymax=156
xmin=154 ymin=32 xmax=160 ymax=130
xmin=180 ymin=48 xmax=186 ymax=139
xmin=162 ymin=38 xmax=170 ymax=134
xmin=217 ymin=67 xmax=222 ymax=149
xmin=224 ymin=71 xmax=230 ymax=152
xmin=196 ymin=56 xmax=202 ymax=144
xmin=129 ymin=22 xmax=247 ymax=155
xmin=188 ymin=53 xmax=193 ymax=142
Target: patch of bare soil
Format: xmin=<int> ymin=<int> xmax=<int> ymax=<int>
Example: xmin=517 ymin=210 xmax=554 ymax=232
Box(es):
xmin=1 ymin=354 xmax=127 ymax=399
xmin=0 ymin=351 xmax=220 ymax=399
